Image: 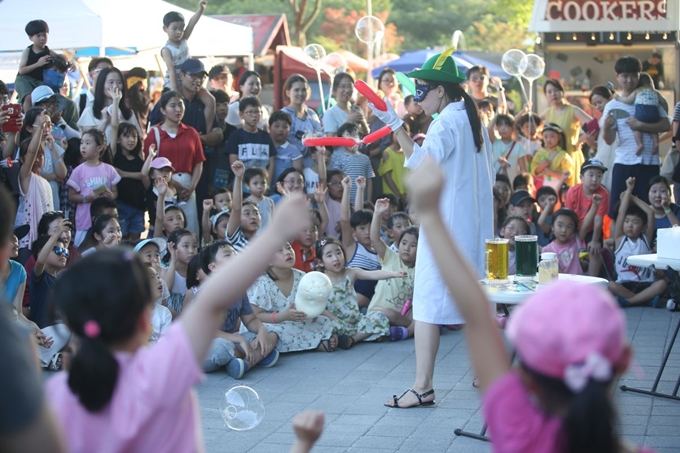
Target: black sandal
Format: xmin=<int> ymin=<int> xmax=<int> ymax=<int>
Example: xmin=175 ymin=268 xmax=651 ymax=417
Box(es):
xmin=384 ymin=388 xmax=435 ymax=408
xmin=317 ymin=339 xmax=334 ymax=352
xmin=337 ymin=334 xmax=355 ymax=350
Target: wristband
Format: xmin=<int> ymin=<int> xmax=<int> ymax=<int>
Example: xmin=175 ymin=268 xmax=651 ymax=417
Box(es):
xmin=270 ymin=311 xmax=277 ymax=323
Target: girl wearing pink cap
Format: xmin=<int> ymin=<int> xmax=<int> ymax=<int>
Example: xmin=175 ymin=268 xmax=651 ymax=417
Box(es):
xmin=407 ymin=158 xmax=655 ymax=453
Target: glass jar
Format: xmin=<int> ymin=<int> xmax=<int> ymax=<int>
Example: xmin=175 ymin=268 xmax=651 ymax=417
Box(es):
xmin=538 ymin=252 xmax=559 ymax=284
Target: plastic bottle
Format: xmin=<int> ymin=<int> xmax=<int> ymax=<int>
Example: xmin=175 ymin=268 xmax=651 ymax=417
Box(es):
xmin=538 ymin=252 xmax=559 ymax=284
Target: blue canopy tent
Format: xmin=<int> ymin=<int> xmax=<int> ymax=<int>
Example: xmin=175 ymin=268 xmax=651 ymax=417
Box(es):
xmin=371 ymin=49 xmax=508 ymax=80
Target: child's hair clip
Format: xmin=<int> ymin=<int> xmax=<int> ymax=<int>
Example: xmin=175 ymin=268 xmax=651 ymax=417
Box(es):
xmin=83 ymin=320 xmax=101 ymax=339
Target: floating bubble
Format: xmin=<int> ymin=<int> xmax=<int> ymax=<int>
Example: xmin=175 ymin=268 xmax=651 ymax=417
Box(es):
xmin=304 ymin=44 xmax=327 ymax=66
xmin=355 ymin=16 xmax=385 ymax=44
xmin=220 ymin=385 xmax=265 ymax=431
xmin=501 ymin=49 xmax=526 ymax=77
xmin=519 ymin=54 xmax=546 ymax=81
xmin=324 ymin=52 xmax=348 ymax=73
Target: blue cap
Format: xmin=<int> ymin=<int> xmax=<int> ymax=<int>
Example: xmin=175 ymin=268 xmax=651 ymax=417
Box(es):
xmin=179 ymin=58 xmax=207 ymax=76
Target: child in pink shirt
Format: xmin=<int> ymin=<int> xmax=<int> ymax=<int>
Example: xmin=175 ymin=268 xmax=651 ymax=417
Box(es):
xmin=406 ymin=158 xmax=655 ymax=453
xmin=543 ymin=206 xmax=603 ymax=276
xmin=46 ymin=196 xmax=313 ymax=453
xmin=66 ymin=129 xmax=120 ymax=247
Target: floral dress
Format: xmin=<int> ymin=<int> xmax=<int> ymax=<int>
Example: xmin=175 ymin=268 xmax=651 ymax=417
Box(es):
xmin=327 ymin=274 xmax=390 ymax=341
xmin=246 ymin=269 xmax=334 ymax=353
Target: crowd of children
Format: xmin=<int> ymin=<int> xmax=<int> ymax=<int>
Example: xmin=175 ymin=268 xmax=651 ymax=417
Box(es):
xmin=1 ymin=13 xmax=679 ymax=453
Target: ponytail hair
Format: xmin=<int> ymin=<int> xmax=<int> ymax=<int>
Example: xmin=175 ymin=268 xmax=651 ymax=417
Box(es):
xmin=52 ymin=249 xmax=153 ymax=412
xmin=429 ymin=80 xmax=483 ymax=152
xmin=523 ymin=364 xmax=618 ymax=453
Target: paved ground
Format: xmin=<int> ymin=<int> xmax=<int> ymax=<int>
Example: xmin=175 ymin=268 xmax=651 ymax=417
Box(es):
xmin=198 ymin=306 xmax=680 ymax=453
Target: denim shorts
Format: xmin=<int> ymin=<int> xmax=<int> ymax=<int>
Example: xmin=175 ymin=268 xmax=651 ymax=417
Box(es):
xmin=635 ymin=104 xmax=660 ymax=123
xmin=117 ymin=200 xmax=145 ymax=235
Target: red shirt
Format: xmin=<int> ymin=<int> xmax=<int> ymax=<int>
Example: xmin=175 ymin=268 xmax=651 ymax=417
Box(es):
xmin=144 ymin=123 xmax=206 ymax=174
xmin=291 ymin=240 xmax=316 ymax=273
xmin=565 ymin=184 xmax=610 ymax=232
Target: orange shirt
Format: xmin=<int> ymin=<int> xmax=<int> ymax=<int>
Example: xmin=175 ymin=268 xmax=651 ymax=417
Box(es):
xmin=565 ymin=184 xmax=610 ymax=232
xmin=291 ymin=240 xmax=316 ymax=273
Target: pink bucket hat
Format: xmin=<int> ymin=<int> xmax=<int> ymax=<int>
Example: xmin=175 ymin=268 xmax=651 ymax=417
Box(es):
xmin=150 ymin=157 xmax=175 ymax=171
xmin=506 ymin=281 xmax=627 ymax=388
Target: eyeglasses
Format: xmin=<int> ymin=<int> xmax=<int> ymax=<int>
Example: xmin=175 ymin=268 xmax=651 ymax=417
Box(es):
xmin=53 ymin=246 xmax=70 ymax=258
xmin=414 ymin=82 xmax=434 ymax=102
xmin=469 ymin=75 xmax=487 ymax=82
xmin=243 ymin=110 xmax=261 ymax=117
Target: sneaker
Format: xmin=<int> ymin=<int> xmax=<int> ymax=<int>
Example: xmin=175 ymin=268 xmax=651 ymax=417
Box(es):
xmin=648 ymin=296 xmax=661 ymax=308
xmin=226 ymin=358 xmax=249 ymax=379
xmin=257 ymin=349 xmax=279 ymax=368
xmin=667 ymin=299 xmax=677 ymax=311
xmin=390 ymin=326 xmax=408 ymax=341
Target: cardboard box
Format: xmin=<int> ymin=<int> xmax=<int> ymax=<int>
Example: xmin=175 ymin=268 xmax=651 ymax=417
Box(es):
xmin=657 ymin=227 xmax=680 ymax=260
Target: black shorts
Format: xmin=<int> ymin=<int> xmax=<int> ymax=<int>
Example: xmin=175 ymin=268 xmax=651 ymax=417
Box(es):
xmin=354 ymin=279 xmax=377 ymax=300
xmin=621 ymin=281 xmax=654 ymax=294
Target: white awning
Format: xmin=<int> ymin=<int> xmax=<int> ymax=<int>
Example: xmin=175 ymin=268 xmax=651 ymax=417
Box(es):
xmin=529 ymin=0 xmax=680 ymax=33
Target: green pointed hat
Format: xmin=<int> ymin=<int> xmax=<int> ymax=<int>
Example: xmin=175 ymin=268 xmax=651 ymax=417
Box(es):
xmin=407 ymin=47 xmax=466 ymax=84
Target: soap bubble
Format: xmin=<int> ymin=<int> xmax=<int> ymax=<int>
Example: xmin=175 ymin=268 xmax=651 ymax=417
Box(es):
xmin=501 ymin=49 xmax=526 ymax=77
xmin=304 ymin=44 xmax=327 ymax=67
xmin=324 ymin=52 xmax=348 ymax=73
xmin=355 ymin=16 xmax=385 ymax=44
xmin=220 ymin=385 xmax=265 ymax=431
xmin=519 ymin=54 xmax=545 ymax=81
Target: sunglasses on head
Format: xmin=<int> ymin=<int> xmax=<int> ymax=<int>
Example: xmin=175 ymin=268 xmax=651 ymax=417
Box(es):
xmin=414 ymin=82 xmax=434 ymax=103
xmin=53 ymin=246 xmax=70 ymax=258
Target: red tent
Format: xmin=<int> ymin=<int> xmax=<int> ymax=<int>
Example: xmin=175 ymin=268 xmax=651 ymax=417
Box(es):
xmin=273 ymin=46 xmax=332 ymax=111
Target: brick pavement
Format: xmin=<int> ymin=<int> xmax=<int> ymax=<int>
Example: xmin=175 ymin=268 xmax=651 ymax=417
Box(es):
xmin=199 ymin=306 xmax=680 ymax=453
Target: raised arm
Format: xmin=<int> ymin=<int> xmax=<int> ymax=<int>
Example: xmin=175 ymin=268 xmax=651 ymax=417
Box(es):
xmin=405 ymin=158 xmax=510 ymax=392
xmin=153 ymin=176 xmax=168 ymax=237
xmin=339 ymin=175 xmax=354 ymax=250
xmin=537 ymin=195 xmax=557 ymax=235
xmin=579 ymin=194 xmax=601 ymax=242
xmin=615 ymin=177 xmax=635 ymax=241
xmin=227 ymin=160 xmax=244 ymax=237
xmin=140 ymin=144 xmax=156 ymax=189
xmin=317 ymin=147 xmax=327 ymax=185
xmin=180 ymin=195 xmax=309 ymax=364
xmin=347 ymin=267 xmax=406 ymax=282
xmin=34 ymin=220 xmax=69 ymax=277
xmin=20 ymin=116 xmax=47 ymax=193
xmin=370 ymin=198 xmax=390 ymax=259
xmin=354 ymin=176 xmax=365 ymax=211
xmin=630 ymin=194 xmax=656 ymax=244
xmin=314 ymin=185 xmax=330 ymax=235
xmin=183 ymin=0 xmax=207 ymax=41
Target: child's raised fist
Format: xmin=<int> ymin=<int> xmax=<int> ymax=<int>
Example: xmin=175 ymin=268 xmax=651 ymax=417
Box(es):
xmin=231 ymin=160 xmax=245 ymax=178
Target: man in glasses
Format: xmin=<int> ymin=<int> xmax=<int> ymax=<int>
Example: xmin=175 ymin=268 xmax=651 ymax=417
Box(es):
xmin=467 ymin=65 xmax=507 ymax=114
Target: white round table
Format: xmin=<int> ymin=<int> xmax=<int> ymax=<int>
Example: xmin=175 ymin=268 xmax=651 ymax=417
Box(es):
xmin=482 ymin=274 xmax=609 ymax=305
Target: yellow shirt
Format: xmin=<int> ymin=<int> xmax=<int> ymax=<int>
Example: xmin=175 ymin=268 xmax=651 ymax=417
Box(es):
xmin=379 ymin=147 xmax=408 ymax=196
xmin=530 ymin=146 xmax=576 ymax=187
xmin=367 ymin=247 xmax=414 ymax=313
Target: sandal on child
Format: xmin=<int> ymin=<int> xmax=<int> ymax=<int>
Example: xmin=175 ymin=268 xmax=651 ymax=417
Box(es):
xmin=384 ymin=388 xmax=435 ymax=408
xmin=337 ymin=334 xmax=355 ymax=350
xmin=317 ymin=338 xmax=335 ymax=352
xmin=390 ymin=326 xmax=408 ymax=341
xmin=47 ymin=353 xmax=63 ymax=372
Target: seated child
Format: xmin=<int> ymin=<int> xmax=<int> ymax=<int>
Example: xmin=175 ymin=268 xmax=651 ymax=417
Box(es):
xmin=508 ymin=190 xmax=537 ymax=236
xmin=323 ymin=169 xmax=345 ymax=238
xmin=200 ymin=187 xmax=232 ymax=243
xmin=367 ymin=199 xmax=417 ymax=341
xmin=512 ymin=173 xmax=535 ymax=195
xmin=226 ymin=161 xmax=261 ymax=251
xmin=292 ymin=209 xmax=322 ymax=273
xmin=610 ymin=177 xmax=667 ymax=307
xmin=386 ymin=211 xmax=413 ymax=253
xmin=160 ymin=228 xmax=198 ymax=316
xmin=378 ymin=132 xmax=408 ymax=203
xmin=146 ymin=157 xmax=179 ymax=237
xmin=270 ymin=111 xmax=303 ymax=182
xmin=79 ymin=214 xmax=122 ymax=256
xmin=543 ymin=207 xmax=602 ymax=276
xmin=530 ymin=123 xmax=575 ymax=187
xmin=565 ymin=158 xmax=610 ymax=249
xmin=339 ymin=175 xmax=381 ymax=309
xmin=614 ymin=73 xmax=666 ymax=155
xmin=77 ymin=197 xmax=118 ymax=252
xmin=199 ymin=241 xmax=280 ymax=378
xmin=499 ymin=216 xmax=530 ymax=275
xmin=535 ymin=185 xmax=559 ymax=246
xmin=246 ymin=241 xmax=336 ymax=353
xmin=494 ymin=173 xmax=512 ymax=208
xmin=245 ymin=167 xmax=275 ymax=230
xmin=147 ymin=266 xmax=172 ymax=343
xmin=160 ymin=5 xmax=215 ymax=131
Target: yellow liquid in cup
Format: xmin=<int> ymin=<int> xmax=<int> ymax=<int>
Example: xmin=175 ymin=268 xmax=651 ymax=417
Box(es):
xmin=486 ymin=240 xmax=509 ymax=281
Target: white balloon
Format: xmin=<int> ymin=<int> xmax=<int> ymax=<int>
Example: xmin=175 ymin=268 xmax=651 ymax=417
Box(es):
xmin=355 ymin=15 xmax=385 ymax=44
xmin=519 ymin=54 xmax=545 ymax=81
xmin=220 ymin=385 xmax=265 ymax=431
xmin=502 ymin=49 xmax=526 ymax=77
xmin=296 ymin=271 xmax=332 ymax=318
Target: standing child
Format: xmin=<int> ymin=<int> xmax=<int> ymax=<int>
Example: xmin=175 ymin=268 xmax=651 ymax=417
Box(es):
xmin=328 ymin=122 xmax=375 ymax=202
xmin=368 ymin=199 xmax=417 ymax=341
xmin=610 ymin=177 xmax=667 ymax=307
xmin=161 ymin=228 xmax=198 ymax=316
xmin=45 ymin=195 xmax=311 ymax=452
xmin=406 ymin=158 xmax=651 ymax=453
xmin=160 ymin=1 xmax=215 ymax=130
xmin=614 ymin=73 xmax=666 ymax=155
xmin=226 ymin=97 xmax=276 ymax=186
xmin=226 ymin=161 xmax=261 ymax=251
xmin=543 ymin=207 xmax=602 ymax=276
xmin=303 ymin=146 xmax=328 ymax=198
xmin=516 ymin=112 xmax=542 ymax=158
xmin=488 ymin=114 xmax=530 ymax=183
xmin=66 ymin=129 xmax=120 ymax=247
xmin=270 ymin=111 xmax=303 ymax=182
xmin=340 ymin=176 xmax=381 ymax=308
xmin=530 ymin=123 xmax=576 ymax=187
xmin=379 ymin=131 xmax=408 ymax=204
xmin=244 ymin=167 xmax=275 ymax=230
xmin=315 ymin=238 xmax=404 ymax=349
xmin=200 ymin=241 xmax=281 ymax=378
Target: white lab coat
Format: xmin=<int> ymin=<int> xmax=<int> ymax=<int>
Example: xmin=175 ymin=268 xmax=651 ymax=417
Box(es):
xmin=405 ymin=101 xmax=495 ymax=324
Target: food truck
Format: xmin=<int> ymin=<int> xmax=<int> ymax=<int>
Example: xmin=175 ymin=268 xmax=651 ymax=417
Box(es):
xmin=530 ymin=0 xmax=679 ymax=116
